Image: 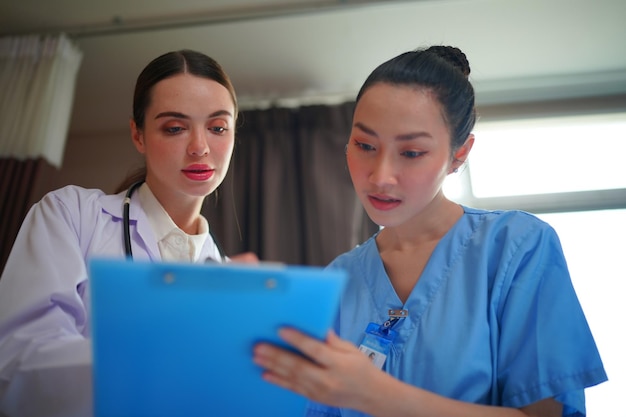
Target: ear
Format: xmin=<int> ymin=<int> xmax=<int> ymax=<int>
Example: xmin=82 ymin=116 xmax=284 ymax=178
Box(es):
xmin=130 ymin=119 xmax=146 ymax=154
xmin=450 ymin=134 xmax=474 ymax=173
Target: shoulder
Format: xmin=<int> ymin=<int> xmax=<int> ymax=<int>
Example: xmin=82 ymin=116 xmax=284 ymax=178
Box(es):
xmin=461 ymin=207 xmax=571 ymax=302
xmin=33 ymin=185 xmax=104 ymax=213
xmin=462 ymin=205 xmax=548 ymax=226
xmin=41 ymin=184 xmax=106 ymax=203
xmin=456 ymin=207 xmax=567 ymax=280
xmin=461 ymin=206 xmax=558 ymax=243
xmin=33 ymin=185 xmax=125 ymax=221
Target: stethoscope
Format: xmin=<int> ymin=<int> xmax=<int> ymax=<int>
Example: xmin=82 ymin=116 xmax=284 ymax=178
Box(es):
xmin=122 ymin=181 xmax=225 ymax=262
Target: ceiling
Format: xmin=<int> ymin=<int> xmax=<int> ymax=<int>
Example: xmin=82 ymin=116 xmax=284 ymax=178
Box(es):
xmin=1 ymin=0 xmax=625 ymax=136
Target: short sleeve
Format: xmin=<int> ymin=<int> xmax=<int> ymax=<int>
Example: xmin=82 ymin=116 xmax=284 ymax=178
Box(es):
xmin=496 ymin=222 xmax=607 ymax=412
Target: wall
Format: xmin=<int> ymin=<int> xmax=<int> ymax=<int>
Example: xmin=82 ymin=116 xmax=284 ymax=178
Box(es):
xmin=30 ymin=129 xmax=143 ymax=205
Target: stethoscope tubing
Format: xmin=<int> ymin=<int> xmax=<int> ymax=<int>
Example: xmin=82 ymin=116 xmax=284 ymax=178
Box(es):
xmin=123 ymin=181 xmax=144 ymax=259
xmin=122 ymin=180 xmax=225 ymax=262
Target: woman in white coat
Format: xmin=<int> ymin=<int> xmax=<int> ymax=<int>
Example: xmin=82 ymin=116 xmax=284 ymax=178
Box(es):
xmin=0 ymin=49 xmax=257 ymax=416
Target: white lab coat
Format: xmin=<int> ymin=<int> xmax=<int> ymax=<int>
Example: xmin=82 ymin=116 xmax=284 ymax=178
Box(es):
xmin=0 ymin=185 xmax=222 ymax=417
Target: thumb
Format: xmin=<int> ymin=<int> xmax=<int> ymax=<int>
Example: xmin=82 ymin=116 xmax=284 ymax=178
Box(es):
xmin=326 ymin=330 xmax=354 ymax=351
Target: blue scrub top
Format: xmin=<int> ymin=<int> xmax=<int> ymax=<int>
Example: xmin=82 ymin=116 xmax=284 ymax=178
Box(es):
xmin=307 ymin=207 xmax=607 ymax=417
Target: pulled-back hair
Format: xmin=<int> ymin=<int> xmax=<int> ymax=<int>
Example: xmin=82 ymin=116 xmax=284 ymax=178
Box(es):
xmin=132 ymin=49 xmax=238 ymax=130
xmin=356 ymin=46 xmax=476 ymax=152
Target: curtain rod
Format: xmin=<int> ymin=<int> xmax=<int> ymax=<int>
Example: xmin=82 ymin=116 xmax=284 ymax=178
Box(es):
xmin=3 ymin=0 xmax=427 ymax=39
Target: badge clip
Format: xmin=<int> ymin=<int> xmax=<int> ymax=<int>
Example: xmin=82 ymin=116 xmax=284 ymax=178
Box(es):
xmin=388 ymin=309 xmax=408 ymax=318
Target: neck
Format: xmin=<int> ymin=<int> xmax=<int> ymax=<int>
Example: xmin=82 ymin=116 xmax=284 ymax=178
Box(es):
xmin=170 ymin=211 xmax=201 ymax=235
xmin=145 ymin=181 xmax=204 ymax=235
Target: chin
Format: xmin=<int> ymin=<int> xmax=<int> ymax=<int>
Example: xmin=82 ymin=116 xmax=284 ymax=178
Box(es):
xmin=363 ymin=210 xmax=397 ymax=229
xmin=184 ymin=184 xmax=216 ymax=198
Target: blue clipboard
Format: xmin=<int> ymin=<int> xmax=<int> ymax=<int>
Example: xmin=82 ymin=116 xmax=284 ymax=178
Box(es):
xmin=88 ymin=258 xmax=347 ymax=417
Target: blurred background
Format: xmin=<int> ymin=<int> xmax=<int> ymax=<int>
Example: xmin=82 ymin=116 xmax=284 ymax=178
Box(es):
xmin=1 ymin=1 xmax=625 ymax=414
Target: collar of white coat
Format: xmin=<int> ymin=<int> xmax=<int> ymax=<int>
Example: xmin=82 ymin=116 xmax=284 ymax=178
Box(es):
xmin=137 ymin=183 xmax=208 ymax=262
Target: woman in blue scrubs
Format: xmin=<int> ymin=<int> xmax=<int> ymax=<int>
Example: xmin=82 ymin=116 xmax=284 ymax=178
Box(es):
xmin=0 ymin=50 xmax=256 ymax=416
xmin=253 ymin=46 xmax=607 ymax=417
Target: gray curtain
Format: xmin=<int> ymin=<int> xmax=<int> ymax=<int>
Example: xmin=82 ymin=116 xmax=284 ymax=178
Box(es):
xmin=0 ymin=158 xmax=49 ymax=275
xmin=203 ymin=102 xmax=377 ymax=266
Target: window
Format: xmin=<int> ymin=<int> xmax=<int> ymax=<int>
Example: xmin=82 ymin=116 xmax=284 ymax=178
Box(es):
xmin=469 ymin=113 xmax=626 ymax=197
xmin=445 ymin=112 xmax=626 ymax=416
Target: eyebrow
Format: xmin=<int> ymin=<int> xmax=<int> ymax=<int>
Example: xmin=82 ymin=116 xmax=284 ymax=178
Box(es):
xmin=353 ymin=122 xmax=433 ymax=141
xmin=154 ymin=110 xmax=233 ymax=120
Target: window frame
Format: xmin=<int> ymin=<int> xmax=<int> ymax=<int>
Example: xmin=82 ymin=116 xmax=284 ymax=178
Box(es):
xmin=454 ymin=95 xmax=626 ymax=214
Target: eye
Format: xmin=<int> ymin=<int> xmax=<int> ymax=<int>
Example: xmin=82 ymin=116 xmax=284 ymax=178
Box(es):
xmin=354 ymin=140 xmax=375 ymax=151
xmin=401 ymin=150 xmax=426 ymax=159
xmin=164 ymin=126 xmax=185 ymax=135
xmin=209 ymin=126 xmax=228 ymax=134
xmin=208 ymin=119 xmax=230 ymax=135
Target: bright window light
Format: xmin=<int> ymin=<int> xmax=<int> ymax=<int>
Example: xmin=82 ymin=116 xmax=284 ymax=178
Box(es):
xmin=468 ymin=112 xmax=626 ymax=198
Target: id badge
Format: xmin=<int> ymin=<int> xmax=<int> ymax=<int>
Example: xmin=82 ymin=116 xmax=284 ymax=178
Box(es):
xmin=358 ymin=322 xmax=398 ymax=369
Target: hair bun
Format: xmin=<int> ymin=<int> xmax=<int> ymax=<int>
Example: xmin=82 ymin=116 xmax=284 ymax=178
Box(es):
xmin=426 ymin=46 xmax=471 ymax=78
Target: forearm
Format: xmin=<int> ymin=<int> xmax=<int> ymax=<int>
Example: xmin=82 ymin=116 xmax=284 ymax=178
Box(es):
xmin=359 ymin=371 xmax=558 ymax=417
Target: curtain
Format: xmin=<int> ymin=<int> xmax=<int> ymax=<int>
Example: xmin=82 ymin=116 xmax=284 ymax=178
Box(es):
xmin=0 ymin=158 xmax=52 ymax=274
xmin=0 ymin=34 xmax=83 ymax=167
xmin=0 ymin=34 xmax=83 ymax=275
xmin=203 ymin=102 xmax=378 ymax=266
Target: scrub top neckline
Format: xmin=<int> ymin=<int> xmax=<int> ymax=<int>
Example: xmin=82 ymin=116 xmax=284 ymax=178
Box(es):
xmin=365 ymin=206 xmax=480 ymax=332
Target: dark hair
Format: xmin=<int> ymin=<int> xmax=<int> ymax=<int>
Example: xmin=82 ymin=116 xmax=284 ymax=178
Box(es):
xmin=356 ymin=45 xmax=476 ymax=152
xmin=116 ymin=50 xmax=237 ymax=193
xmin=133 ymin=49 xmax=237 ymax=129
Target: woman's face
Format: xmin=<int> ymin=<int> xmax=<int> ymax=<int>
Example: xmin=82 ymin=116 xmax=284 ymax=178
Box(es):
xmin=346 ymin=83 xmax=463 ymax=228
xmin=131 ymin=73 xmax=235 ymax=206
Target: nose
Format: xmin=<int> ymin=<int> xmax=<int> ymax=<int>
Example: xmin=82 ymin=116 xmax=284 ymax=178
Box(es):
xmin=369 ymin=153 xmax=397 ymax=187
xmin=187 ymin=128 xmax=209 ymax=156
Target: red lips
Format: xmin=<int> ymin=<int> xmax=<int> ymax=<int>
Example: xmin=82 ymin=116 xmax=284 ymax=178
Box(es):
xmin=182 ymin=164 xmax=214 ymax=181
